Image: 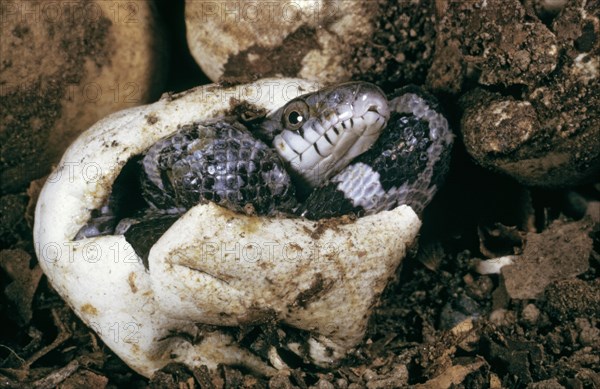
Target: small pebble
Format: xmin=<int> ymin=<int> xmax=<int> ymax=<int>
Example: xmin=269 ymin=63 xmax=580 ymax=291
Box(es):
xmin=335 ymin=378 xmax=348 ymax=389
xmin=575 ymin=318 xmax=600 ymax=347
xmin=362 ymin=369 xmax=377 ymax=382
xmin=465 ymin=275 xmax=495 ymax=300
xmin=310 ymin=379 xmax=335 ymax=389
xmin=365 ymin=365 xmax=409 ymax=389
xmin=489 ymin=308 xmax=516 ymax=327
xmin=521 ymin=303 xmax=540 ymax=325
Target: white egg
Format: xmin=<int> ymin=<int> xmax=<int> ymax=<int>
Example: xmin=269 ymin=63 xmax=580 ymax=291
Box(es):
xmin=34 ymin=79 xmax=421 ymax=377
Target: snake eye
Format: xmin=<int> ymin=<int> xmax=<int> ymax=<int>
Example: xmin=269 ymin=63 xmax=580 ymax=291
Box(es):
xmin=283 ymin=100 xmax=309 ymax=131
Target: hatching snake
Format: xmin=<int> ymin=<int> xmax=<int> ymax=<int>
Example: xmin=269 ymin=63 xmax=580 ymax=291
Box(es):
xmin=76 ymin=82 xmax=453 ymax=259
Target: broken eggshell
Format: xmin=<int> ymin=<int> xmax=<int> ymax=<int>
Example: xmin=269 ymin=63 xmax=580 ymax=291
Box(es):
xmin=33 ymin=79 xmax=422 ymax=377
xmin=1 ymin=0 xmax=167 ymax=193
xmin=185 ymin=1 xmax=372 ymax=83
xmin=184 ymin=1 xmax=438 ymax=87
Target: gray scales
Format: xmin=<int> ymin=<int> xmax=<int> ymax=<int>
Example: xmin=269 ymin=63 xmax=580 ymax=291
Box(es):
xmin=75 ymin=82 xmax=454 ymax=261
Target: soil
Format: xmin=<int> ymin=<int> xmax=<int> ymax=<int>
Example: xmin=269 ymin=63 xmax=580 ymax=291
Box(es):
xmin=1 ymin=1 xmax=599 ymax=388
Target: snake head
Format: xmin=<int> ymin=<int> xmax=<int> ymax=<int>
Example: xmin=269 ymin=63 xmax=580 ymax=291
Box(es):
xmin=257 ymin=81 xmax=390 ymax=189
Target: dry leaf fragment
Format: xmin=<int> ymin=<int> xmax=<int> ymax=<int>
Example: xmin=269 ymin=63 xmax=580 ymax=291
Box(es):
xmin=0 ymin=249 xmax=43 ymax=325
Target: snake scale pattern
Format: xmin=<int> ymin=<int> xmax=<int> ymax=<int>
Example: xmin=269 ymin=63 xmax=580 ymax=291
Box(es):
xmin=76 ymin=82 xmax=453 ymax=259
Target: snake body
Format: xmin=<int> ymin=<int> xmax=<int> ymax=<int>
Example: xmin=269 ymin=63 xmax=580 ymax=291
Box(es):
xmin=299 ymin=87 xmax=453 ymax=219
xmin=140 ymin=120 xmax=297 ymax=215
xmin=76 ymin=82 xmax=453 ymax=255
xmin=138 ymin=82 xmax=390 ymax=217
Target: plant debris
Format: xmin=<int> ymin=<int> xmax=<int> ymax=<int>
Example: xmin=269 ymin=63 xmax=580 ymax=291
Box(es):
xmin=501 ymin=218 xmax=593 ymax=299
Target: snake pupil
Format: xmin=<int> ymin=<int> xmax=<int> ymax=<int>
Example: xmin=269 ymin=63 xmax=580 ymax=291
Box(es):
xmin=282 ymin=100 xmax=309 ymax=130
xmin=289 ymin=111 xmax=303 ymax=125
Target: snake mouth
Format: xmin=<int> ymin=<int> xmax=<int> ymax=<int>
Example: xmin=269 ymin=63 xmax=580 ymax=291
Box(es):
xmin=268 ymin=82 xmax=391 ymax=188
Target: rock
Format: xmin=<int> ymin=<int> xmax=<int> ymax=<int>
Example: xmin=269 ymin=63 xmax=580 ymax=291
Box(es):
xmin=521 ymin=304 xmax=541 ymax=326
xmin=439 ymin=294 xmax=481 ymax=330
xmin=312 ymin=379 xmax=336 ymax=389
xmin=489 ymin=309 xmax=517 ymax=327
xmin=0 ymin=0 xmax=167 ymax=193
xmin=575 ymin=318 xmax=600 ymax=347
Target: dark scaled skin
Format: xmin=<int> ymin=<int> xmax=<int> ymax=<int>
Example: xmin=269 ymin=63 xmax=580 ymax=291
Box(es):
xmin=298 ymin=113 xmax=433 ymax=218
xmin=123 ymin=214 xmax=180 ymax=266
xmin=299 ymin=86 xmax=453 ymax=220
xmin=140 ymin=120 xmax=296 ymax=216
xmin=118 ymin=119 xmax=298 ymax=261
xmin=364 ymin=115 xmax=433 ymax=187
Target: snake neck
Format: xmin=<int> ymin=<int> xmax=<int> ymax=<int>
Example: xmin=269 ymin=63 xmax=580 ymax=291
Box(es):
xmin=258 ymin=82 xmax=391 ymax=189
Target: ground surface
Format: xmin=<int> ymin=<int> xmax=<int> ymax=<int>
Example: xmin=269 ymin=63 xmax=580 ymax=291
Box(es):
xmin=1 ymin=1 xmax=599 ymax=388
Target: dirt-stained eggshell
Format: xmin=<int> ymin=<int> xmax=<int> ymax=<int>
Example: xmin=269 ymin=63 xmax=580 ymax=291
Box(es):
xmin=184 ymin=1 xmax=437 ymax=87
xmin=1 ymin=0 xmax=167 ymax=193
xmin=34 ymin=79 xmax=422 ymax=377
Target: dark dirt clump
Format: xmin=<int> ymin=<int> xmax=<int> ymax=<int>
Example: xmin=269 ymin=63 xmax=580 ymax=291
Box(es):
xmin=445 ymin=0 xmax=600 ymax=187
xmin=350 ymin=0 xmax=437 ymax=91
xmin=544 ymin=278 xmax=600 ymax=322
